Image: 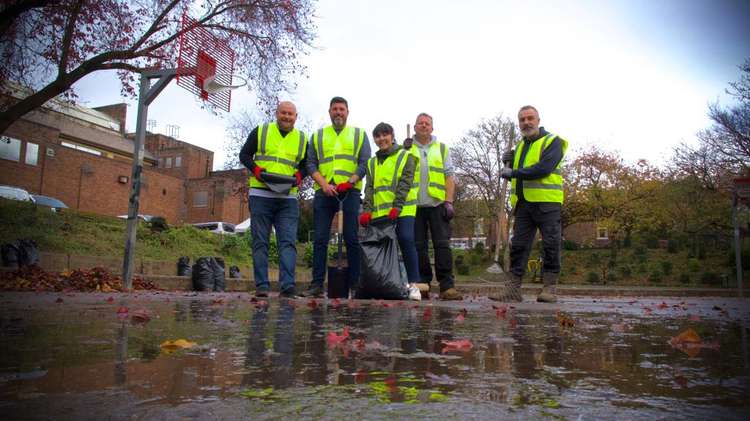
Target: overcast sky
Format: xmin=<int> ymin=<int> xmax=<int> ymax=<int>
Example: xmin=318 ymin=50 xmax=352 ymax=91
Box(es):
xmin=73 ymin=0 xmax=750 ymax=169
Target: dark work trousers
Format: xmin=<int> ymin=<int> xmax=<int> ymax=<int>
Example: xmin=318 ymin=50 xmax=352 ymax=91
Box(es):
xmin=509 ymin=201 xmax=562 ymax=277
xmin=415 ymin=203 xmax=455 ymax=291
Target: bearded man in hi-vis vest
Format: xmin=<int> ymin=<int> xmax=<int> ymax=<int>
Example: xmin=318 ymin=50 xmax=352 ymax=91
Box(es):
xmin=494 ymin=105 xmax=568 ymax=303
xmin=300 ymin=96 xmax=372 ymax=298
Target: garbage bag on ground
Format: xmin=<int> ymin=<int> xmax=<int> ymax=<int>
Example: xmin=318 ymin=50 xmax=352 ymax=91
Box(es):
xmin=1 ymin=243 xmax=19 ymax=268
xmin=358 ymin=220 xmax=408 ymax=300
xmin=177 ymin=256 xmax=191 ymax=276
xmin=229 ymin=265 xmax=241 ymax=278
xmin=191 ymin=257 xmax=214 ymax=291
xmin=1 ymin=240 xmax=39 ymax=267
xmin=212 ymin=257 xmax=226 ymax=292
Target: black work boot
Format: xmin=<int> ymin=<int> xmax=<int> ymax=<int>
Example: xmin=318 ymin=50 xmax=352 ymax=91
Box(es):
xmin=489 ymin=274 xmax=523 ymax=302
xmin=537 ymin=272 xmax=558 ymax=303
xmin=299 ymin=284 xmax=324 ymax=298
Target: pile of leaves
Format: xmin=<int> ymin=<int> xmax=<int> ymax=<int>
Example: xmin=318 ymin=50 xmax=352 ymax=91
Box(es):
xmin=0 ymin=266 xmax=160 ymax=292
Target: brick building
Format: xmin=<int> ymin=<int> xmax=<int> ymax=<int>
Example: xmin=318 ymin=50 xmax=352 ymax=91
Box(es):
xmin=1 ymin=91 xmax=248 ymax=225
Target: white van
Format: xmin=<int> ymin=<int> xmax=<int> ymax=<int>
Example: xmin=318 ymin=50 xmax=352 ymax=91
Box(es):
xmin=192 ymin=221 xmax=236 ymax=235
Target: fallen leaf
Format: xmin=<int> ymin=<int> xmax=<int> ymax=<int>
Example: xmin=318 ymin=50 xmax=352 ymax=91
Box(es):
xmin=116 ymin=306 xmax=129 ymax=314
xmin=442 ymin=339 xmax=473 ymax=353
xmin=160 ymin=339 xmax=197 ymax=352
xmin=455 ymin=313 xmax=465 ymax=322
xmin=130 ymin=309 xmax=151 ymax=324
xmin=422 ymin=307 xmax=432 ymax=320
xmin=307 ymin=299 xmax=318 ymax=309
xmin=330 ymin=298 xmax=341 ymax=309
xmin=688 ymin=314 xmax=700 ymax=321
xmin=657 ymin=302 xmax=669 ymax=310
xmin=354 ymin=370 xmax=368 ymax=383
xmin=105 ymin=297 xmax=114 ymax=303
xmin=327 ymin=327 xmax=350 ymax=348
xmin=668 ymin=328 xmax=719 ymax=357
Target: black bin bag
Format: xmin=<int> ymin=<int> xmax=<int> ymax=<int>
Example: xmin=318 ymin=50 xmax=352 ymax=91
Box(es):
xmin=212 ymin=257 xmax=226 ymax=292
xmin=177 ymin=256 xmax=191 ymax=276
xmin=358 ymin=221 xmax=407 ymax=300
xmin=192 ymin=257 xmax=214 ymax=291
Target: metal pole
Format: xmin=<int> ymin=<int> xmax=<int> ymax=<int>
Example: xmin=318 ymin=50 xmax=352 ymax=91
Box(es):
xmin=122 ymin=73 xmax=151 ymax=289
xmin=733 ymin=193 xmax=743 ymax=297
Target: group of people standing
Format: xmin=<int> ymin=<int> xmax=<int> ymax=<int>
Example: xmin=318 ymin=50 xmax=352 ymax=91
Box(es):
xmin=239 ymin=97 xmax=566 ymax=303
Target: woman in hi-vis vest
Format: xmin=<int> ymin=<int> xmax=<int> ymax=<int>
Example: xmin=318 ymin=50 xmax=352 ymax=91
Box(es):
xmin=359 ymin=122 xmax=422 ymax=300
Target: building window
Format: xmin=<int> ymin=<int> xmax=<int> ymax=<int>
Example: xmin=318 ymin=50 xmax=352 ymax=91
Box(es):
xmin=597 ymin=226 xmax=609 ymax=240
xmin=193 ymin=191 xmax=208 ymax=207
xmin=25 ymin=142 xmax=39 ymax=166
xmin=61 ymin=141 xmax=102 ymax=156
xmin=0 ymin=135 xmax=21 ymax=161
xmin=165 ymin=157 xmax=172 ymax=168
xmin=175 ymin=155 xmax=182 ymax=167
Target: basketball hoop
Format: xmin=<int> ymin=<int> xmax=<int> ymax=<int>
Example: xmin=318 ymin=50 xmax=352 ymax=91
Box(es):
xmin=203 ymin=74 xmax=247 ymax=94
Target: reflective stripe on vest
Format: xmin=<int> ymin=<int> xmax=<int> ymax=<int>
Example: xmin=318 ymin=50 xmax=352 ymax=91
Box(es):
xmin=509 ymin=133 xmax=568 ymax=207
xmin=248 ymin=122 xmax=307 ymax=195
xmin=367 ymin=149 xmax=418 ymax=218
xmin=411 ymin=141 xmax=447 ymax=201
xmin=313 ymin=126 xmax=364 ymax=190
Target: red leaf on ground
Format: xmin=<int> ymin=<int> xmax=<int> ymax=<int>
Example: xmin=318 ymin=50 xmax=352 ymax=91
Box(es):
xmin=509 ymin=318 xmax=518 ymax=329
xmin=347 ymin=299 xmax=359 ymax=309
xmin=442 ymin=339 xmax=473 ymax=353
xmin=307 ymin=299 xmax=318 ymax=309
xmin=327 ymin=327 xmax=350 ymax=348
xmin=354 ymin=370 xmax=368 ymax=383
xmin=106 ymin=297 xmax=114 ymax=303
xmin=382 ymin=302 xmax=395 ymax=308
xmin=330 ymin=298 xmax=341 ymax=309
xmin=455 ymin=313 xmax=465 ymax=322
xmin=627 ymin=300 xmax=638 ymax=305
xmin=117 ymin=306 xmax=129 ymax=314
xmin=496 ymin=308 xmax=507 ymax=319
xmin=353 ymin=338 xmax=366 ymax=351
xmin=657 ymin=302 xmax=669 ymax=310
xmin=211 ymin=298 xmax=224 ymax=305
xmin=131 ymin=309 xmax=151 ymax=324
xmin=668 ymin=328 xmax=719 ymax=357
xmin=422 ymin=307 xmax=432 ymax=321
xmin=688 ymin=314 xmax=700 ymax=321
xmin=643 ymin=307 xmax=653 ymax=315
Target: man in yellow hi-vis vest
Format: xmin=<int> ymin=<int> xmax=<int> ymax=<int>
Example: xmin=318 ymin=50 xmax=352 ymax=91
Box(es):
xmin=300 ymin=97 xmax=371 ymax=298
xmin=408 ymin=113 xmax=462 ymax=300
xmin=239 ymin=101 xmax=307 ymax=299
xmin=495 ymin=105 xmax=567 ymax=303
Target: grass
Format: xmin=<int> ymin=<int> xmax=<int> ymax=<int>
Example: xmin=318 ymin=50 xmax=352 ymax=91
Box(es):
xmin=0 ymin=199 xmax=252 ymax=266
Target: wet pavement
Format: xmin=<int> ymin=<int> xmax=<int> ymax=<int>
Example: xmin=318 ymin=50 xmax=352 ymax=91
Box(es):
xmin=1 ymin=292 xmax=749 ymax=420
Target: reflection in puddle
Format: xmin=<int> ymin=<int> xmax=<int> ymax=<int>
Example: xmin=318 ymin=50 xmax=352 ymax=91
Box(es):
xmin=0 ymin=294 xmax=749 ymax=419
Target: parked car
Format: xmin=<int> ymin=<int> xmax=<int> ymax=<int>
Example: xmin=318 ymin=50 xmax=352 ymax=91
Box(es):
xmin=117 ymin=214 xmax=154 ymax=222
xmin=31 ymin=194 xmax=68 ymax=211
xmin=192 ymin=221 xmax=236 ymax=235
xmin=0 ymin=185 xmax=33 ymax=202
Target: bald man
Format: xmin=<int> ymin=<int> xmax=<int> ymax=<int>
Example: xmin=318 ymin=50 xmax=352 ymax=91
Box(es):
xmin=240 ymin=101 xmax=308 ymax=298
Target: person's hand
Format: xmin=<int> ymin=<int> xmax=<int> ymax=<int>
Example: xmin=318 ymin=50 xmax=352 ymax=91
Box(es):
xmin=359 ymin=212 xmax=372 ymax=226
xmin=294 ymin=171 xmax=303 ymax=187
xmin=321 ymin=182 xmax=337 ymax=196
xmin=500 ymin=168 xmax=513 ymax=180
xmin=253 ymin=166 xmax=266 ymax=182
xmin=388 ymin=208 xmax=400 ymax=220
xmin=336 ymin=181 xmax=353 ymax=194
xmin=502 ymin=150 xmax=515 ymax=164
xmin=443 ymin=201 xmax=454 ymax=221
xmin=402 ymin=138 xmax=413 ymax=149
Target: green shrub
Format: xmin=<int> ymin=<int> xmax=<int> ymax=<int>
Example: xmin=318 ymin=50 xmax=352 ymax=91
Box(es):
xmin=303 ymin=242 xmax=314 ymax=267
xmin=469 ymin=252 xmax=482 ymax=266
xmin=562 ymin=239 xmax=579 ymax=250
xmin=700 ymin=271 xmax=720 ymax=285
xmin=660 ymin=260 xmax=673 ymax=276
xmin=585 ymin=271 xmax=600 ymax=284
xmin=678 ymin=273 xmax=690 ymax=284
xmin=687 ymin=258 xmax=701 ymax=273
xmin=648 ymin=270 xmax=663 ymax=283
xmin=587 ymin=252 xmax=602 ymax=268
xmin=623 ymin=236 xmax=632 ymax=248
xmin=455 ymin=254 xmax=465 ymax=266
xmin=636 ymin=263 xmax=647 ymax=274
xmin=646 ymin=237 xmax=659 ymax=249
xmin=619 ymin=265 xmax=632 ymax=278
xmin=148 ymin=216 xmax=169 ymax=232
xmin=667 ymin=239 xmax=679 ymax=253
xmin=473 ymin=242 xmax=485 ymax=253
xmin=456 ymin=264 xmax=470 ymax=275
xmin=633 ymin=245 xmax=646 ymax=256
xmin=607 ymin=272 xmax=618 ymax=283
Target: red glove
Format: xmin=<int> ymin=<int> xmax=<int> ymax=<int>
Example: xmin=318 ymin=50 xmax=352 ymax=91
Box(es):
xmin=388 ymin=208 xmax=400 ymax=220
xmin=294 ymin=171 xmax=302 ymax=186
xmin=336 ymin=181 xmax=353 ymax=193
xmin=253 ymin=166 xmax=266 ymax=182
xmin=359 ymin=212 xmax=372 ymax=226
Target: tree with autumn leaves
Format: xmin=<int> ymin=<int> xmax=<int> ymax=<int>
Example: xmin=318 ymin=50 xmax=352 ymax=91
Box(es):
xmin=0 ymin=0 xmax=316 ymax=134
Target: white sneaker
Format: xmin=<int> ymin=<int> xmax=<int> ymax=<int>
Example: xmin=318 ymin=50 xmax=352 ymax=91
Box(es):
xmin=408 ymin=283 xmax=422 ymax=301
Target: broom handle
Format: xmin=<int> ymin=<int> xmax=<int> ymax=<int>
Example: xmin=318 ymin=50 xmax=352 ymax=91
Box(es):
xmin=337 ymin=199 xmax=344 ymax=267
xmin=407 ymin=124 xmax=411 ymax=139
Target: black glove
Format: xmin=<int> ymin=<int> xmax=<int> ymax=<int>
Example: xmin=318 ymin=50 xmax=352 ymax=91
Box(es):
xmin=500 ymin=168 xmax=513 ymax=180
xmin=443 ymin=201 xmax=455 ymax=221
xmin=502 ymin=150 xmax=515 ymax=165
xmin=403 ymin=138 xmax=413 ymax=149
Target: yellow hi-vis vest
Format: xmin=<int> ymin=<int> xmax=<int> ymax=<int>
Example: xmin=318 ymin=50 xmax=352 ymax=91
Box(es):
xmin=509 ymin=133 xmax=568 ymax=207
xmin=367 ymin=149 xmax=418 ymax=219
xmin=410 ymin=140 xmax=448 ymax=201
xmin=248 ymin=122 xmax=307 ymax=195
xmin=311 ymin=126 xmax=365 ymax=190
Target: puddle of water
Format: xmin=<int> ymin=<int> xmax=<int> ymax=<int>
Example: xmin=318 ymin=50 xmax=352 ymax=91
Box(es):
xmin=0 ymin=293 xmax=748 ymax=420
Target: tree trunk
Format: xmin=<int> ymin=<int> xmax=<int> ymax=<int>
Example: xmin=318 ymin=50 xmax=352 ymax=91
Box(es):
xmin=0 ymin=79 xmax=73 ymax=134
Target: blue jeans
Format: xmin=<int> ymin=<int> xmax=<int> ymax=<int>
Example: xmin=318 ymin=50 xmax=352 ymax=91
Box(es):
xmin=396 ymin=216 xmax=420 ymax=283
xmin=249 ymin=195 xmax=299 ymax=292
xmin=312 ymin=190 xmax=361 ymax=290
